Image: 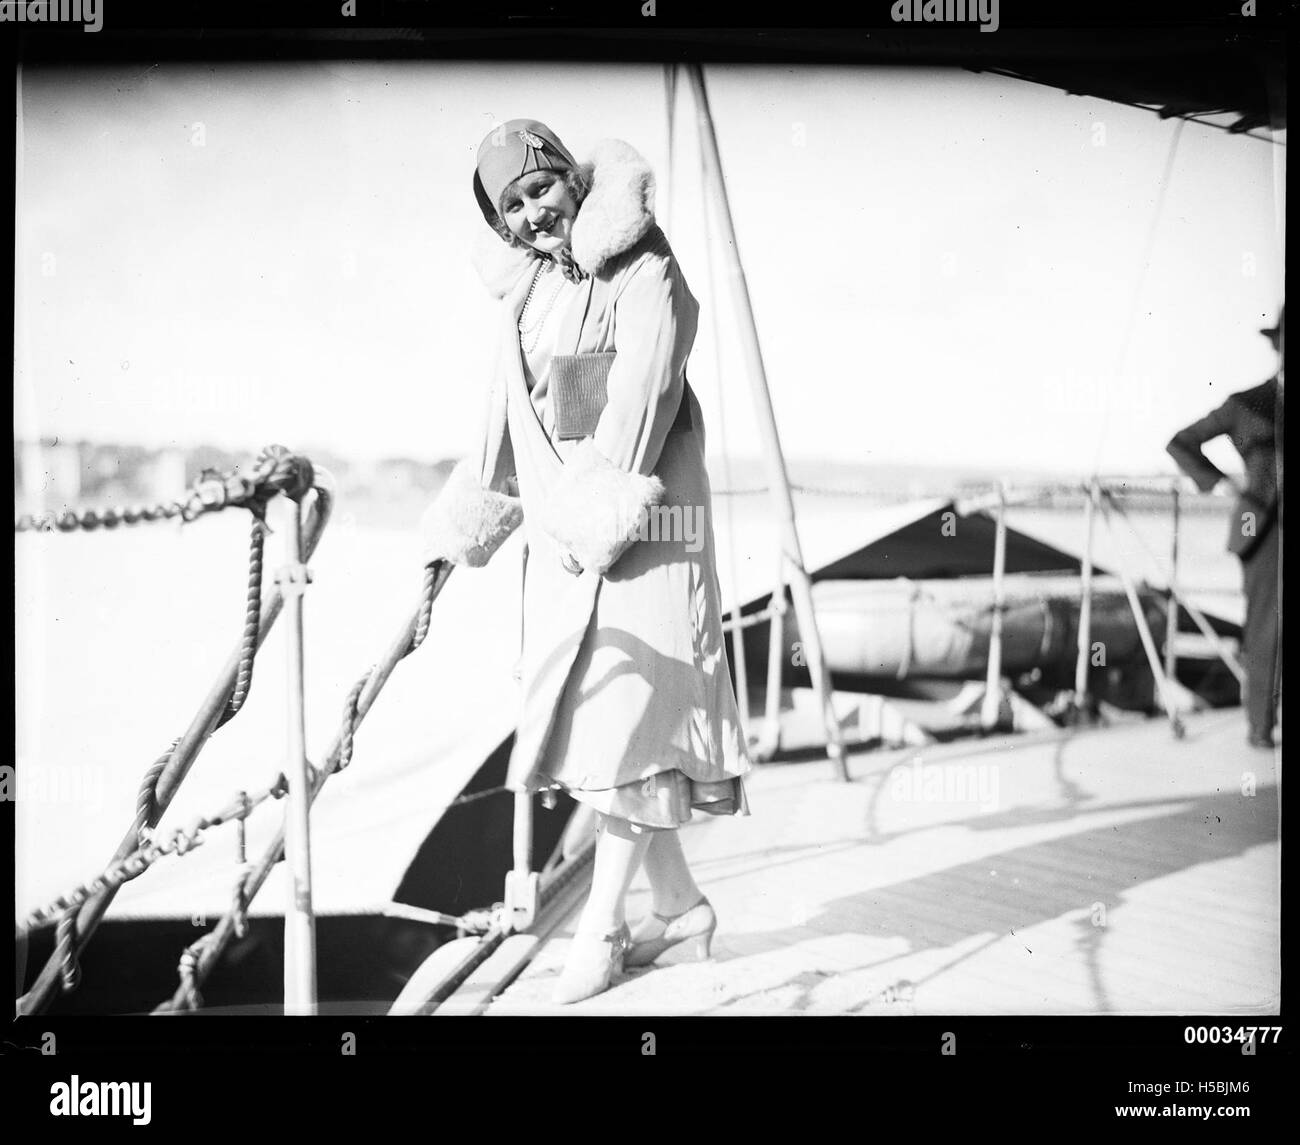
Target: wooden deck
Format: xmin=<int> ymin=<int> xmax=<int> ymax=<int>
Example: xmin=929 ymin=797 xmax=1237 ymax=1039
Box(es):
xmin=481 ymin=709 xmax=1280 ymax=1015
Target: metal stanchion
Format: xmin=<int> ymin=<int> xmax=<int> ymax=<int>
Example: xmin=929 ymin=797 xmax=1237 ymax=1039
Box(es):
xmin=980 ymin=481 xmax=1008 ymax=730
xmin=1099 ymin=495 xmax=1185 ymax=738
xmin=760 ymin=555 xmax=787 ymax=761
xmin=1074 ymin=478 xmax=1099 ymax=714
xmin=274 ymin=493 xmax=316 ymax=1014
xmin=504 ymin=792 xmax=538 ymax=932
xmin=729 ymin=582 xmax=753 ymax=734
xmin=1165 ymin=483 xmax=1181 ymax=681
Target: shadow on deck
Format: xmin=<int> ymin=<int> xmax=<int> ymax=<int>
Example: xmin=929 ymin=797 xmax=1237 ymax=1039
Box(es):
xmin=480 ymin=710 xmax=1279 ymax=1016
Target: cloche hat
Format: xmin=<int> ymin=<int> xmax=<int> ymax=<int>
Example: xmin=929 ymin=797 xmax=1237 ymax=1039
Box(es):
xmin=473 ymin=119 xmax=578 ymax=232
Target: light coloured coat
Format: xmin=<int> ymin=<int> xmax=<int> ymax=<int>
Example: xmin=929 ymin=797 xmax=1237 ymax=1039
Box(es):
xmin=422 ymin=139 xmax=750 ymax=798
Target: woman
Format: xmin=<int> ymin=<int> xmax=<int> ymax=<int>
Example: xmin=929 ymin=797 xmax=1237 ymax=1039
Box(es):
xmin=420 ymin=119 xmax=752 ymax=1004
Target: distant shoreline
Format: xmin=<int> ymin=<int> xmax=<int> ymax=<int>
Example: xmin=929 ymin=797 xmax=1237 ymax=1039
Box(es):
xmin=13 ymin=439 xmax=1233 ymax=527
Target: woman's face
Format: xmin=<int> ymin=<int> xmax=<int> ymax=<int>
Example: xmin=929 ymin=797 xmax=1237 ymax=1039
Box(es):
xmin=500 ymin=169 xmax=578 ymax=254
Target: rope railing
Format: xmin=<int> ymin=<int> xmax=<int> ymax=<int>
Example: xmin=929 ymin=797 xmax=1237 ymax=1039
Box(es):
xmin=17 ymin=776 xmax=290 ymax=937
xmin=714 ymin=482 xmax=930 ymax=498
xmin=382 ymin=902 xmax=499 ymax=935
xmin=14 ymin=445 xmax=314 ymax=534
xmin=153 ymin=559 xmax=459 ymax=1013
xmin=710 ymin=475 xmax=1223 ymax=503
xmin=15 ymin=445 xmax=332 ymax=1017
xmin=954 ymin=478 xmax=1186 ymax=515
xmin=18 ymin=455 xmax=515 ymax=1012
xmin=21 ymin=729 xmax=509 ymax=1010
xmin=143 ymin=729 xmax=509 ymax=1011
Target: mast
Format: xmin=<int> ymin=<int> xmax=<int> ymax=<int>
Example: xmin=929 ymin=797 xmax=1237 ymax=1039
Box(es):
xmin=684 ymin=65 xmax=847 ymax=779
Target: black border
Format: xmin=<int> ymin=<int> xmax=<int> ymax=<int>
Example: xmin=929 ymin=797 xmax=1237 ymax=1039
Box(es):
xmin=4 ymin=0 xmax=1291 ymax=1123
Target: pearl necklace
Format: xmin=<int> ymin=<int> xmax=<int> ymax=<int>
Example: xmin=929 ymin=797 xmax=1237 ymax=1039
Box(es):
xmin=518 ymin=262 xmax=569 ymax=355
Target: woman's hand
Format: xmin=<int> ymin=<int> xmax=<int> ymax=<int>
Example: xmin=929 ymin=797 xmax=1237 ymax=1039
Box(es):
xmin=537 ymin=438 xmax=664 ymax=577
xmin=419 ymin=457 xmax=524 ymax=568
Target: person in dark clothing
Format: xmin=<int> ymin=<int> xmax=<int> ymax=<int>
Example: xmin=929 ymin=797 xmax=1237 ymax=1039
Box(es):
xmin=1167 ymin=306 xmax=1283 ymax=748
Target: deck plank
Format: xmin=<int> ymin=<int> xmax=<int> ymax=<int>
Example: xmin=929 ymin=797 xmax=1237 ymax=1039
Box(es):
xmin=481 ymin=711 xmax=1280 ymax=1015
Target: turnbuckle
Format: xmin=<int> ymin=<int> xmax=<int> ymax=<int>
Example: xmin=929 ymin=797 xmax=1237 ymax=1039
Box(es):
xmin=274 ymin=563 xmax=314 ymax=597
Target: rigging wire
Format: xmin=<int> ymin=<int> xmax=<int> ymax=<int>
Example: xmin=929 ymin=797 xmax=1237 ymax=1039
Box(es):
xmin=1090 ymin=116 xmax=1186 ymax=474
xmin=684 ymin=63 xmax=753 ymax=726
xmin=663 ymin=63 xmax=677 ymax=237
xmin=693 ymin=79 xmax=746 ymax=634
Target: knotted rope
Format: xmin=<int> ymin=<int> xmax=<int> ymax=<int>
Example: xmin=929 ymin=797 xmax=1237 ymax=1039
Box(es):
xmin=18 ymin=446 xmax=320 ymax=1004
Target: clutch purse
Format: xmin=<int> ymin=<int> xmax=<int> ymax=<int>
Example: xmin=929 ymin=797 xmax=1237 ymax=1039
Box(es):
xmin=549 ymin=351 xmax=694 ymax=441
xmin=550 ymin=352 xmax=616 ymax=440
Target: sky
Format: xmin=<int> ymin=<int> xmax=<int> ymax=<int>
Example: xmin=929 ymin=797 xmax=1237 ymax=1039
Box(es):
xmin=14 ymin=60 xmax=1285 ymax=480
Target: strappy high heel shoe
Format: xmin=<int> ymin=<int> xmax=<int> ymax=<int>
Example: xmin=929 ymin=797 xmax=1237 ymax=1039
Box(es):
xmin=625 ymin=897 xmax=716 ymax=968
xmin=552 ymin=923 xmax=630 ymax=1005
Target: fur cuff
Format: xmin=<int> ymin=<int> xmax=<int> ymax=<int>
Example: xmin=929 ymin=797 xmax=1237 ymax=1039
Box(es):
xmin=420 ymin=458 xmax=523 ymax=568
xmin=537 ymin=440 xmax=665 ymax=575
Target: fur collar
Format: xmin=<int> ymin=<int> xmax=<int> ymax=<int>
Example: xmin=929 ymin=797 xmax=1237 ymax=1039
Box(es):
xmin=471 ymin=138 xmax=656 ymax=299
